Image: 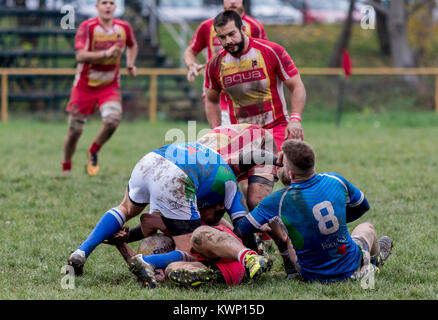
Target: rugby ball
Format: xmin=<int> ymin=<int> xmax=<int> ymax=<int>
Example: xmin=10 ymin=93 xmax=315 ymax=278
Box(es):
xmin=137 ymin=233 xmax=175 ymax=256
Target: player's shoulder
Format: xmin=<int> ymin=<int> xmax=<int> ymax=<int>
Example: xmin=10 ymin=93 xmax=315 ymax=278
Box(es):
xmin=79 ymin=17 xmax=99 ymax=28
xmin=319 ymin=172 xmax=350 ymax=188
xmin=242 ymin=14 xmax=264 ymax=27
xmin=113 ymin=18 xmax=132 ymax=28
xmin=207 ymin=48 xmax=227 ymax=68
xmin=200 ymin=17 xmax=214 ymax=27
xmin=252 ymin=38 xmax=285 ymax=53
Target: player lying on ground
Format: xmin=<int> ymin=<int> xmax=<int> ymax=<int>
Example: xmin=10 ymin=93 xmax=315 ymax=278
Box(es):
xmin=107 ymin=204 xmax=258 ymax=288
xmin=122 ymin=124 xmax=298 ymax=278
xmin=67 ymin=142 xmax=272 ymax=287
xmin=233 ymin=139 xmax=393 ymax=282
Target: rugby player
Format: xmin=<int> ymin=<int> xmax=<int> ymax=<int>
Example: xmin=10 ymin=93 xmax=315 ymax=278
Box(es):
xmin=122 ymin=124 xmax=298 ymax=278
xmin=185 ymin=0 xmax=267 ymax=124
xmin=204 ymin=10 xmax=307 ymax=149
xmin=108 ymin=205 xmax=254 ymax=288
xmin=62 ymin=0 xmax=138 ymax=176
xmin=67 ymin=142 xmax=272 ymax=287
xmin=233 ymin=139 xmax=394 ymax=282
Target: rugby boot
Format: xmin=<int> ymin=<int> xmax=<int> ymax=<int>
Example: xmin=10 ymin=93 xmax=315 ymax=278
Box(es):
xmin=67 ymin=250 xmax=86 ymax=276
xmin=371 ymin=236 xmax=393 ymax=268
xmin=127 ymin=254 xmax=158 ymax=288
xmin=86 ymin=151 xmax=99 ymax=176
xmin=168 ymin=268 xmax=219 ymax=288
xmin=244 ymin=254 xmax=272 ymax=280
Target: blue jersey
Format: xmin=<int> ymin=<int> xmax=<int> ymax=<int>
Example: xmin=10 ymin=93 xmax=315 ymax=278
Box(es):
xmin=153 ymin=142 xmax=248 ymax=221
xmin=248 ymin=173 xmax=365 ymax=282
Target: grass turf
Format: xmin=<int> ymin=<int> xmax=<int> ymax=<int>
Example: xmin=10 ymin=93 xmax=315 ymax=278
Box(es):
xmin=0 ymin=112 xmax=437 ymax=299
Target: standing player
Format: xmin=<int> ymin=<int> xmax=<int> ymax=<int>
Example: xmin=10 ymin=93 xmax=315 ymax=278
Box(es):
xmin=204 ymin=10 xmax=307 ymax=149
xmin=185 ymin=0 xmax=267 ymax=125
xmin=67 ymin=142 xmax=271 ymax=287
xmin=62 ymin=0 xmax=138 ymax=176
xmin=233 ymin=139 xmax=394 ymax=282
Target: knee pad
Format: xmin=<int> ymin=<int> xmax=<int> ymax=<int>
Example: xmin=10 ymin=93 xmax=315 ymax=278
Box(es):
xmin=100 ymin=101 xmax=122 ymax=123
xmin=68 ymin=118 xmax=86 ymax=131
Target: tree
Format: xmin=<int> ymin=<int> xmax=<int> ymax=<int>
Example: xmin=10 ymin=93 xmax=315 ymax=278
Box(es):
xmin=328 ymin=0 xmax=357 ymax=68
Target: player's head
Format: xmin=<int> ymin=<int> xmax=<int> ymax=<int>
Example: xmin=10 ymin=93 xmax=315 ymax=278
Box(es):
xmin=281 ymin=139 xmax=315 ymax=183
xmin=223 ymin=0 xmax=245 ymax=16
xmin=96 ymin=0 xmax=116 ymax=21
xmin=199 ymin=203 xmax=226 ymax=225
xmin=214 ymin=10 xmax=247 ymax=56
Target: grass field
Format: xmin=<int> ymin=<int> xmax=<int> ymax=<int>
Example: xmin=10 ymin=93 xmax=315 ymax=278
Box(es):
xmin=0 ymin=112 xmax=437 ymax=300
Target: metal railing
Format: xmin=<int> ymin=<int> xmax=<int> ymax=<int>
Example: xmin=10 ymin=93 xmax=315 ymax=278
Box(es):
xmin=2 ymin=67 xmax=438 ymax=124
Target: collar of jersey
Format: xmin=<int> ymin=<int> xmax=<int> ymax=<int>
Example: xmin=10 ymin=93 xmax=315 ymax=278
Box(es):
xmin=289 ymin=174 xmax=320 ymax=189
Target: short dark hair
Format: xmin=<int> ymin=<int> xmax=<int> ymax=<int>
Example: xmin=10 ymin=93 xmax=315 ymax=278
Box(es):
xmin=213 ymin=10 xmax=243 ymax=31
xmin=282 ymin=139 xmax=315 ymax=176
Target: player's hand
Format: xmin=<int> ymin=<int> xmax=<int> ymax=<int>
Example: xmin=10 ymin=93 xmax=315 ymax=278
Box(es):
xmin=285 ymin=120 xmax=304 ymax=141
xmin=104 ymin=226 xmax=129 ymax=245
xmin=127 ymin=65 xmax=137 ymax=78
xmin=107 ymin=43 xmax=123 ymax=58
xmin=187 ymin=63 xmax=205 ymax=82
xmin=259 ymin=223 xmax=271 ymax=232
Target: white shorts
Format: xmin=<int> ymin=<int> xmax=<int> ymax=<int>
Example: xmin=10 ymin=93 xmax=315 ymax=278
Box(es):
xmin=128 ymin=152 xmax=199 ymax=221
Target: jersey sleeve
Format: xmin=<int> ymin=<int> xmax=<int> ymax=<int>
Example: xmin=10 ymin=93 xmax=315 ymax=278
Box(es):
xmin=188 ymin=21 xmax=209 ymax=54
xmin=246 ymin=190 xmax=283 ymax=229
xmin=224 ymin=180 xmax=248 ymax=221
xmin=328 ymin=172 xmax=365 ymax=207
xmin=271 ymin=43 xmax=298 ymax=81
xmin=124 ymin=21 xmax=136 ymax=47
xmin=75 ymin=21 xmax=89 ymax=51
xmin=204 ymin=56 xmax=221 ymax=91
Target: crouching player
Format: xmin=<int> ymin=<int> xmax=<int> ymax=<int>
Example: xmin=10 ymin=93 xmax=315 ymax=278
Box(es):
xmin=67 ymin=142 xmax=271 ymax=287
xmin=233 ymin=139 xmax=393 ymax=282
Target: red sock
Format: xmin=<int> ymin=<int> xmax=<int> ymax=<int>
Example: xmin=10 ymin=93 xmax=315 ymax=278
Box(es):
xmin=238 ymin=248 xmax=257 ymax=266
xmin=62 ymin=161 xmax=72 ymax=171
xmin=89 ymin=142 xmax=101 ymax=155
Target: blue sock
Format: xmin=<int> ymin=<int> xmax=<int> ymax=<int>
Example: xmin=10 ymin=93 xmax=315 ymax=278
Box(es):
xmin=78 ymin=208 xmax=126 ymax=258
xmin=142 ymin=250 xmax=187 ymax=269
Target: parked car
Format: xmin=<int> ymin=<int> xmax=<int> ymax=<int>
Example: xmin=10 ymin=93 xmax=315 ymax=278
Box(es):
xmin=251 ymin=0 xmax=303 ymax=25
xmin=154 ymin=0 xmax=221 ymax=23
xmin=289 ymin=0 xmax=365 ymax=24
xmin=76 ymin=0 xmax=125 ymax=18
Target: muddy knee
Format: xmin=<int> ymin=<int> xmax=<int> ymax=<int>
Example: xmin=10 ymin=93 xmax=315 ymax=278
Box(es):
xmin=191 ymin=226 xmax=217 ymax=251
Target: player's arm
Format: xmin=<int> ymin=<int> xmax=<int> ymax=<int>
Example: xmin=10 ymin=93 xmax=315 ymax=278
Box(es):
xmin=346 ymin=197 xmax=370 ymax=223
xmin=184 ymin=47 xmax=205 ymax=83
xmin=75 ymin=44 xmax=122 ymax=63
xmin=125 ymin=23 xmax=138 ymax=77
xmin=284 ymin=74 xmax=306 ymax=141
xmin=331 ymin=172 xmax=370 ymax=223
xmin=204 ymin=87 xmax=221 ymax=128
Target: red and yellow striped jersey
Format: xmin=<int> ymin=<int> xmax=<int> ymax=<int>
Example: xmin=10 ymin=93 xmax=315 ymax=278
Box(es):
xmin=73 ymin=17 xmax=135 ymax=89
xmin=205 ymin=38 xmax=298 ymax=127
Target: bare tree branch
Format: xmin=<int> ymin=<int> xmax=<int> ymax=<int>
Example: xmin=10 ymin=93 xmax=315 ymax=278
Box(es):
xmin=358 ymin=0 xmax=389 ymax=16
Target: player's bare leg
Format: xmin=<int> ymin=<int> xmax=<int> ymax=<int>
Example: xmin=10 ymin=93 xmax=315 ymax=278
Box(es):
xmin=63 ymin=113 xmax=87 ymax=173
xmin=190 ymin=225 xmax=271 ymax=280
xmin=351 ymin=222 xmax=393 ymax=268
xmin=68 ymin=189 xmax=145 ymax=276
xmin=86 ymin=102 xmax=121 ymax=176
